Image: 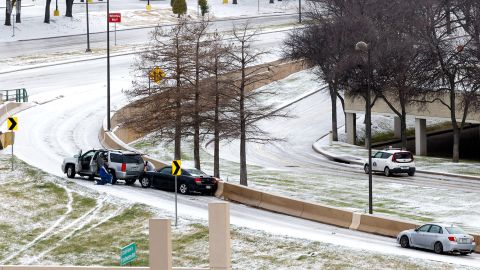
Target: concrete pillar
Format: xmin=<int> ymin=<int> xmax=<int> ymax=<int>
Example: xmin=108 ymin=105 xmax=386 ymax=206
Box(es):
xmin=415 ymin=118 xmax=427 ymax=156
xmin=394 ymin=116 xmax=401 ymax=138
xmin=149 ymin=218 xmax=172 ymax=270
xmin=346 ymin=113 xmax=356 ymax=145
xmin=209 ymin=202 xmax=231 ymax=270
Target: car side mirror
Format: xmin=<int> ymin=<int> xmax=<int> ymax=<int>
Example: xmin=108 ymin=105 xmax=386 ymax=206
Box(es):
xmin=414 ymin=227 xmax=419 ymax=232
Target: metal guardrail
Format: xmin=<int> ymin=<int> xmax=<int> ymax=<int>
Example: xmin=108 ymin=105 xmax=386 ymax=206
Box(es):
xmin=0 ymin=88 xmax=28 ymax=102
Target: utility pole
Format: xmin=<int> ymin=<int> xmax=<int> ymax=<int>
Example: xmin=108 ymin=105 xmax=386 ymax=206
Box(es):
xmin=298 ymin=0 xmax=302 ymax=23
xmin=107 ymin=0 xmax=111 ymax=131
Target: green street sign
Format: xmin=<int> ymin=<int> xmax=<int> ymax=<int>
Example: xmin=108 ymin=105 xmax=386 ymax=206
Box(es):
xmin=120 ymin=242 xmax=137 ymax=266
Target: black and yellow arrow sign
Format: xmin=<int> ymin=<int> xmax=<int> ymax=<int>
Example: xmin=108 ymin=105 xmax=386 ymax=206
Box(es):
xmin=7 ymin=117 xmax=18 ymax=131
xmin=149 ymin=66 xmax=166 ymax=84
xmin=172 ymin=160 xmax=181 ymax=176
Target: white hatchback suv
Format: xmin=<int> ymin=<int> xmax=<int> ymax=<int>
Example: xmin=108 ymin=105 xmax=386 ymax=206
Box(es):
xmin=364 ymin=149 xmax=415 ymax=177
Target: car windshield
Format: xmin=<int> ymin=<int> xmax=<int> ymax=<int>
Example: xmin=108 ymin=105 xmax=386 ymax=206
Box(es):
xmin=186 ymin=168 xmax=207 ymax=176
xmin=445 ymin=227 xmax=465 ymax=234
xmin=394 ymin=152 xmax=412 ymax=160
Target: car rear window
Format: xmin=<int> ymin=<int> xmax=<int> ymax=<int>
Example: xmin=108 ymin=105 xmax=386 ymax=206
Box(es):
xmin=110 ymin=153 xmax=123 ymax=163
xmin=186 ymin=168 xmax=207 ymax=176
xmin=124 ymin=154 xmax=143 ymax=164
xmin=394 ymin=152 xmax=413 ymax=160
xmin=445 ymin=227 xmax=465 ymax=234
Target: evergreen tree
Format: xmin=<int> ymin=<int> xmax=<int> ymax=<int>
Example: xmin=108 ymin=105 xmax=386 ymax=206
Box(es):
xmin=172 ymin=0 xmax=187 ymax=17
xmin=199 ymin=0 xmax=208 ymax=16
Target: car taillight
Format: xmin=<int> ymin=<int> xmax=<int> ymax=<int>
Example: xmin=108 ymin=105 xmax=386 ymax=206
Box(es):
xmin=194 ymin=178 xmax=202 ymax=184
xmin=121 ymin=163 xmax=126 ymax=172
xmin=392 ymin=154 xmax=397 ymax=162
xmin=448 ymin=236 xmax=456 ymax=242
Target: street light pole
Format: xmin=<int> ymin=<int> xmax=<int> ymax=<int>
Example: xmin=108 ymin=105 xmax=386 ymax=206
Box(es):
xmin=299 ymin=0 xmax=302 ymax=23
xmin=107 ymin=0 xmax=111 ymax=131
xmin=86 ymin=0 xmax=91 ymax=52
xmin=355 ymin=41 xmax=373 ymax=215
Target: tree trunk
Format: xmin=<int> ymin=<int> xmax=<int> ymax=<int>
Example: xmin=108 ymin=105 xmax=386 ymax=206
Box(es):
xmin=400 ymin=112 xmax=407 ymax=149
xmin=330 ymin=85 xmax=338 ymax=141
xmin=193 ymin=40 xmax=201 ymax=170
xmin=5 ymin=0 xmax=12 ymax=26
xmin=65 ymin=0 xmax=74 ymax=17
xmin=44 ymin=0 xmax=51 ymax=24
xmin=239 ymin=50 xmax=248 ymax=186
xmin=214 ymin=76 xmax=220 ymax=178
xmin=233 ymin=0 xmax=237 ymax=4
xmin=15 ymin=0 xmax=21 ymax=23
xmin=452 ymin=125 xmax=460 ymax=162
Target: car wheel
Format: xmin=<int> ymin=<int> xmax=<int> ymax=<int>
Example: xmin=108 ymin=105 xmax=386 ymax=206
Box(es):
xmin=408 ymin=171 xmax=415 ymax=176
xmin=434 ymin=241 xmax=443 ymax=254
xmin=88 ymin=174 xmax=95 ymax=180
xmin=178 ymin=183 xmax=189 ymax=195
xmin=109 ymin=169 xmax=117 ymax=185
xmin=364 ymin=165 xmax=370 ymax=174
xmin=140 ymin=176 xmax=151 ymax=188
xmin=460 ymin=252 xmax=470 ymax=256
xmin=400 ymin=236 xmax=410 ymax=248
xmin=384 ymin=167 xmax=391 ymax=177
xmin=66 ymin=165 xmax=76 ymax=179
xmin=125 ymin=179 xmax=136 ymax=185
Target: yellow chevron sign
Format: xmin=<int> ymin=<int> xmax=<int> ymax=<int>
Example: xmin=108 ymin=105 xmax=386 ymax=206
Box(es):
xmin=172 ymin=160 xmax=181 ymax=176
xmin=7 ymin=117 xmax=17 ymax=131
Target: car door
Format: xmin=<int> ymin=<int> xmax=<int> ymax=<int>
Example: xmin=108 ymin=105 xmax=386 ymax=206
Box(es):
xmin=372 ymin=152 xmax=383 ymax=171
xmin=411 ymin=224 xmax=431 ymax=248
xmin=156 ymin=167 xmax=173 ymax=189
xmin=89 ymin=151 xmax=100 ymax=175
xmin=380 ymin=152 xmax=392 ymax=170
xmin=80 ymin=150 xmax=95 ymax=172
xmin=425 ymin=225 xmax=443 ymax=250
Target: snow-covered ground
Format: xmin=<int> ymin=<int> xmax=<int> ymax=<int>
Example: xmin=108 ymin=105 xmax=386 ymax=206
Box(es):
xmin=132 ymin=68 xmax=480 ymax=235
xmin=0 ymin=0 xmax=300 ymax=41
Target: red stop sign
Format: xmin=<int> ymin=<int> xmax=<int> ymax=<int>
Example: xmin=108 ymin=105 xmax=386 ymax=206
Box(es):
xmin=108 ymin=13 xmax=121 ymax=23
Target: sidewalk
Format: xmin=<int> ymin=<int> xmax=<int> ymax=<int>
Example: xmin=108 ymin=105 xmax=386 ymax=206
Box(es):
xmin=313 ymin=133 xmax=480 ymax=180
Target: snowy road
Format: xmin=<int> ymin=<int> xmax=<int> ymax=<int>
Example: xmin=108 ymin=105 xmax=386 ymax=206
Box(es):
xmin=2 ymin=34 xmax=480 ymax=268
xmin=0 ymin=14 xmax=297 ymax=59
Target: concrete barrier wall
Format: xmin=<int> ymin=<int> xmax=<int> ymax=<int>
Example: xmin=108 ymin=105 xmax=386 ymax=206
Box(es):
xmin=355 ymin=214 xmax=420 ymax=238
xmin=301 ymin=201 xmax=353 ymax=229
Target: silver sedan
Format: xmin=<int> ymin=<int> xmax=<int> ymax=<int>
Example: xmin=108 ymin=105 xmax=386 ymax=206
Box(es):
xmin=397 ymin=224 xmax=476 ymax=255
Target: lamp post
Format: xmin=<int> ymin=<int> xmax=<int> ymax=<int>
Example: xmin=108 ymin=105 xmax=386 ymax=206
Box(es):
xmin=355 ymin=41 xmax=373 ymax=215
xmin=107 ymin=0 xmax=111 ymax=131
xmin=86 ymin=0 xmax=91 ymax=52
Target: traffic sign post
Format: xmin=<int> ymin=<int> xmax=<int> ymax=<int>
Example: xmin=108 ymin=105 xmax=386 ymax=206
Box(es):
xmin=172 ymin=160 xmax=181 ymax=227
xmin=7 ymin=117 xmax=17 ymax=171
xmin=108 ymin=13 xmax=121 ymax=46
xmin=120 ymin=242 xmax=137 ymax=266
xmin=149 ymin=66 xmax=166 ymax=84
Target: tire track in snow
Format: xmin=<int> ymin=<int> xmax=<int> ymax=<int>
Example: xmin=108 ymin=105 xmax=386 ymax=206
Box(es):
xmin=0 ymin=185 xmax=74 ymax=264
xmin=27 ymin=196 xmax=108 ymax=264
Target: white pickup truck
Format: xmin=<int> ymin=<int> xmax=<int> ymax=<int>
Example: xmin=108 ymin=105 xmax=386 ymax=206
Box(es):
xmin=61 ymin=149 xmax=145 ymax=185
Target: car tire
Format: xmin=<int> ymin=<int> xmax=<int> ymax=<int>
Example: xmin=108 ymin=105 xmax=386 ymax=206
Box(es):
xmin=88 ymin=174 xmax=95 ymax=180
xmin=66 ymin=165 xmax=76 ymax=179
xmin=178 ymin=183 xmax=189 ymax=195
xmin=408 ymin=171 xmax=415 ymax=176
xmin=460 ymin=252 xmax=470 ymax=256
xmin=384 ymin=167 xmax=391 ymax=177
xmin=125 ymin=179 xmax=136 ymax=185
xmin=434 ymin=241 xmax=443 ymax=254
xmin=140 ymin=176 xmax=151 ymax=188
xmin=364 ymin=165 xmax=370 ymax=174
xmin=400 ymin=235 xmax=410 ymax=248
xmin=109 ymin=169 xmax=117 ymax=185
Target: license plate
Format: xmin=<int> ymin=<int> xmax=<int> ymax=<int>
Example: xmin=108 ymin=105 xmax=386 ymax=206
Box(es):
xmin=206 ymin=186 xmax=211 ymax=189
xmin=459 ymin=238 xmax=469 ymax=244
xmin=401 ymin=166 xmax=409 ymax=170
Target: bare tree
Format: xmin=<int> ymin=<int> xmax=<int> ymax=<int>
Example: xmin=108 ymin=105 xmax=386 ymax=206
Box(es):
xmin=14 ymin=0 xmax=21 ymax=23
xmin=227 ymin=23 xmax=279 ymax=186
xmin=66 ymin=0 xmax=74 ymax=17
xmin=44 ymin=0 xmax=52 ymax=24
xmin=122 ymin=19 xmax=192 ymax=160
xmin=4 ymin=0 xmax=12 ymax=26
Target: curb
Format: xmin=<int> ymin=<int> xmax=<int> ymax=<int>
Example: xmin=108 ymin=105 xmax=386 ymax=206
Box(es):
xmin=312 ymin=140 xmax=480 ymax=181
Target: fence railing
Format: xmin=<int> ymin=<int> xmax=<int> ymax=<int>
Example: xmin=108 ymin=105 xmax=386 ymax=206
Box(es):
xmin=0 ymin=89 xmax=28 ymax=103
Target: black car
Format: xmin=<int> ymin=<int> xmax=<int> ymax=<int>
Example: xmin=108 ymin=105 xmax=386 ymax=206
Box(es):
xmin=140 ymin=166 xmax=217 ymax=195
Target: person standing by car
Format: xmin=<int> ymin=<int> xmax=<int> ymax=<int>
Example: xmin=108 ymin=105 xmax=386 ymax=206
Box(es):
xmin=144 ymin=160 xmax=155 ymax=172
xmin=97 ymin=152 xmax=105 ymax=172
